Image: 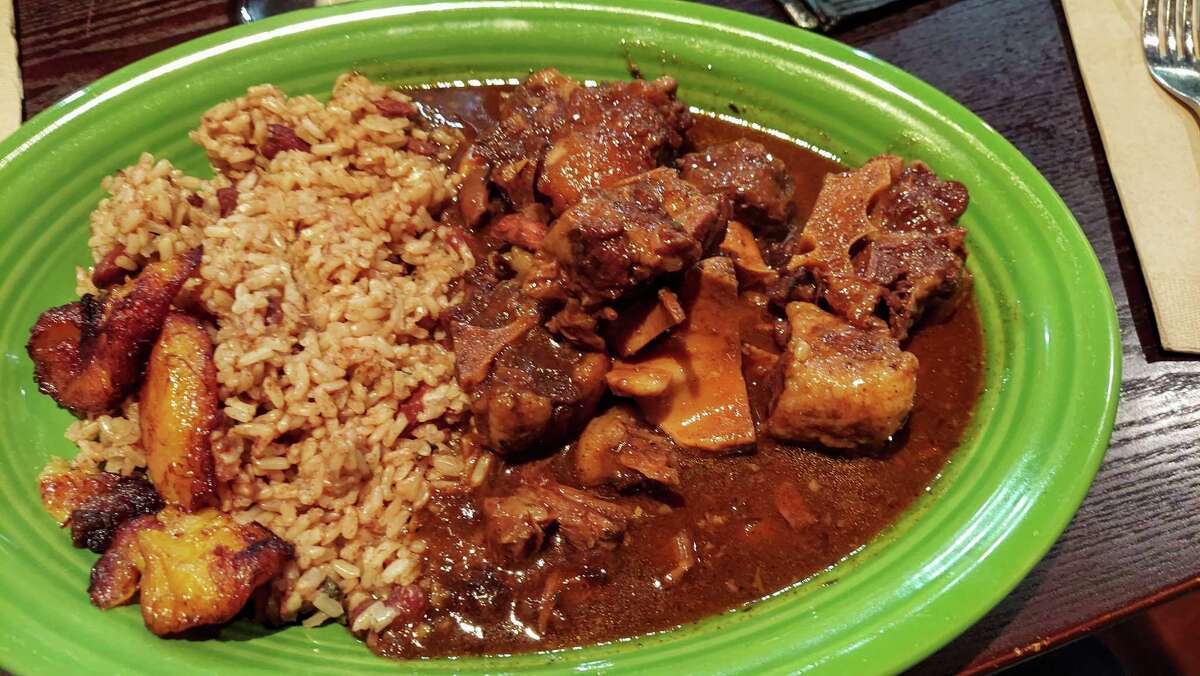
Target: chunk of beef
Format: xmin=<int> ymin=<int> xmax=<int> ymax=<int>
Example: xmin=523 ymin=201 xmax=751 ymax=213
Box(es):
xmin=448 ymin=265 xmax=541 ymax=389
xmin=541 ymin=168 xmax=730 ymax=307
xmin=538 ymin=76 xmax=691 ymax=213
xmin=572 ymin=404 xmax=680 ymax=489
xmin=678 ymin=139 xmax=794 ymax=226
xmin=449 ymin=266 xmax=608 ymax=457
xmin=610 ymin=257 xmax=755 ymax=452
xmin=857 ymin=162 xmax=971 ymax=335
xmin=468 ymin=68 xmax=581 ymax=211
xmin=464 ymin=69 xmax=692 ymax=221
xmin=780 ymin=156 xmax=970 ymax=339
xmin=483 ymin=480 xmax=632 ymax=560
xmin=546 ymin=298 xmax=606 ymax=351
xmin=872 ymin=160 xmax=970 ymax=235
xmin=475 ymin=331 xmax=609 ymax=457
xmin=766 ymin=302 xmax=918 ymax=448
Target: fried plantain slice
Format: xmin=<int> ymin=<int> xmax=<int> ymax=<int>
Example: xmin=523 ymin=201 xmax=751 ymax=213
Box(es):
xmin=39 ymin=458 xmax=121 ymax=524
xmin=89 ymin=507 xmax=292 ymax=636
xmin=140 ymin=312 xmax=219 ymax=511
xmin=39 ymin=459 xmax=165 ymax=552
xmin=28 ymin=248 xmax=202 ymax=414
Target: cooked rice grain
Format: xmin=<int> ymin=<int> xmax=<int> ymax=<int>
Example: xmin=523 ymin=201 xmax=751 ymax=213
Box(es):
xmin=63 ymin=73 xmax=478 ymax=625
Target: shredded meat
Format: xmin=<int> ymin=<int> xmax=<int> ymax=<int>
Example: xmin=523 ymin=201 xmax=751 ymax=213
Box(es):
xmin=766 ymin=302 xmax=918 ymax=448
xmin=572 ymin=404 xmax=680 ymax=489
xmin=774 ymin=481 xmax=818 ymax=530
xmin=678 ymin=139 xmax=794 ymax=226
xmin=484 ymin=480 xmax=632 ymax=560
xmin=546 ymin=298 xmax=605 ymax=351
xmin=660 ymin=530 xmax=697 ymax=587
xmin=482 ymin=490 xmax=556 ymax=560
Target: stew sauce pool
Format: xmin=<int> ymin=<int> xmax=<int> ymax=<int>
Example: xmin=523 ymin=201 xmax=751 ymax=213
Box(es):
xmin=375 ymin=86 xmax=984 ymax=657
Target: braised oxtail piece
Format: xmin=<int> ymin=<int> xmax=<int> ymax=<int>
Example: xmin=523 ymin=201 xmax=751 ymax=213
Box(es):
xmin=776 ymin=156 xmax=969 ymax=339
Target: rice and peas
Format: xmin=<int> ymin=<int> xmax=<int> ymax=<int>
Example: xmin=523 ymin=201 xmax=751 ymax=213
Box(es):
xmin=62 ymin=73 xmax=487 ymax=633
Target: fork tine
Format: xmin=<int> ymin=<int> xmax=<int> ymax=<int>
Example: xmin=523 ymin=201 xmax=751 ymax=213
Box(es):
xmin=1168 ymin=0 xmax=1180 ymax=57
xmin=1146 ymin=0 xmax=1164 ymax=59
xmin=1184 ymin=0 xmax=1196 ymax=59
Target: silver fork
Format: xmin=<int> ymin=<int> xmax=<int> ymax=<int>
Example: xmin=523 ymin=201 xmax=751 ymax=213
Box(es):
xmin=1144 ymin=0 xmax=1200 ymax=115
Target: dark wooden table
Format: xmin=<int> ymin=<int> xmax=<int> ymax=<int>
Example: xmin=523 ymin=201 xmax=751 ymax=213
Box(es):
xmin=13 ymin=0 xmax=1200 ymax=672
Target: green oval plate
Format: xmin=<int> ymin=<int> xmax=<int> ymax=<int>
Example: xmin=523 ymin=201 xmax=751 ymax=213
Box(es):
xmin=0 ymin=1 xmax=1119 ymax=673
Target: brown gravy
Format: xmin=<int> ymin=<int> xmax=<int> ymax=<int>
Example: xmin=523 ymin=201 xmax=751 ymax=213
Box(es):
xmin=377 ymin=86 xmax=985 ymax=658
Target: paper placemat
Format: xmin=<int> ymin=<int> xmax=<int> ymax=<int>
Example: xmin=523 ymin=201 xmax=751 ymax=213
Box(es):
xmin=0 ymin=0 xmax=19 ymax=139
xmin=1063 ymin=0 xmax=1200 ymax=353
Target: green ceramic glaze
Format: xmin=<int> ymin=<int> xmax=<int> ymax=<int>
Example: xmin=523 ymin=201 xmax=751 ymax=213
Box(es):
xmin=0 ymin=1 xmax=1119 ymax=673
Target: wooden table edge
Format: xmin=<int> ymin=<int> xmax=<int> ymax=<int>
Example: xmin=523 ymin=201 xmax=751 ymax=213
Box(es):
xmin=959 ymin=574 xmax=1200 ymax=673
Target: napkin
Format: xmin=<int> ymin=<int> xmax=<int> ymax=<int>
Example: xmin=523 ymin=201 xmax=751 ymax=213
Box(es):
xmin=1063 ymin=0 xmax=1200 ymax=353
xmin=0 ymin=0 xmax=19 ymax=139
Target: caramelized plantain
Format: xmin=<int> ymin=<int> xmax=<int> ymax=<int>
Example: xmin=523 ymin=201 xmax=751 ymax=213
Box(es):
xmin=28 ymin=248 xmax=202 ymax=414
xmin=89 ymin=507 xmax=292 ymax=636
xmin=91 ymin=244 xmax=137 ymax=289
xmin=39 ymin=458 xmax=121 ymax=524
xmin=140 ymin=313 xmax=219 ymax=511
xmin=68 ymin=474 xmax=164 ymax=553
